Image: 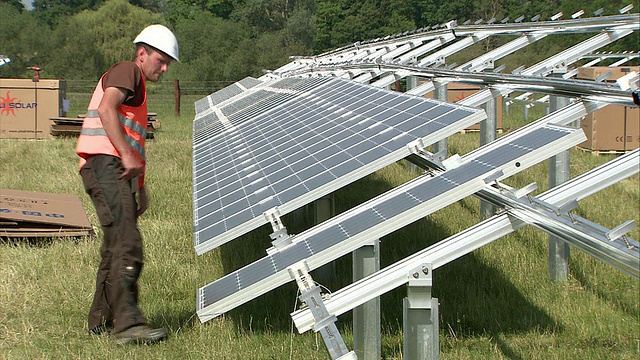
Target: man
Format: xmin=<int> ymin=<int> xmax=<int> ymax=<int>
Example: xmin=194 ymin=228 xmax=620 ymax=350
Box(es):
xmin=75 ymin=24 xmax=179 ymax=345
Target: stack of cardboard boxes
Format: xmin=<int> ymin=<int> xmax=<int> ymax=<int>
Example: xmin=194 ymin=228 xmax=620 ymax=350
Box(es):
xmin=0 ymin=78 xmax=66 ymax=139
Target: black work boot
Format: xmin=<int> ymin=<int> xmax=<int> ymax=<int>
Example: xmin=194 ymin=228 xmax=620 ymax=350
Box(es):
xmin=113 ymin=325 xmax=167 ymax=345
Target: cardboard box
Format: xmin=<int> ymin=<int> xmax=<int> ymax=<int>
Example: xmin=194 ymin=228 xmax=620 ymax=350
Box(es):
xmin=424 ymin=82 xmax=503 ymax=131
xmin=579 ymin=105 xmax=639 ymax=152
xmin=576 ymin=66 xmax=639 ymax=82
xmin=0 ymin=78 xmax=67 ymax=139
xmin=0 ymin=189 xmax=93 ymax=238
xmin=576 ymin=66 xmax=640 ymax=152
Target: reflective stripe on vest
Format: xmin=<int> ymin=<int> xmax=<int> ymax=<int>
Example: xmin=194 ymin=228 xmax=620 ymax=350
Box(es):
xmin=81 ymin=109 xmax=147 ymax=160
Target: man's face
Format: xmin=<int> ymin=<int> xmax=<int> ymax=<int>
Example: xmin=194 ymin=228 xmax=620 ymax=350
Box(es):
xmin=140 ymin=47 xmax=173 ymax=82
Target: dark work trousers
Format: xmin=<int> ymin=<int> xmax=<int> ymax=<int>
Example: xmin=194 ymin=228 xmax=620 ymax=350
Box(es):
xmin=80 ymin=154 xmax=146 ymax=333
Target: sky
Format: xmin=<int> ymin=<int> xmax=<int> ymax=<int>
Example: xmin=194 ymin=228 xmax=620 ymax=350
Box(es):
xmin=21 ymin=0 xmax=34 ymax=11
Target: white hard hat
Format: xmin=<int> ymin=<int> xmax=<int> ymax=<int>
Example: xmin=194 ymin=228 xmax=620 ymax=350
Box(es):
xmin=133 ymin=24 xmax=180 ymax=62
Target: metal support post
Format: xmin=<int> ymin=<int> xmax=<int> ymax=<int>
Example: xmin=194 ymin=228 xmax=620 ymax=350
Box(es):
xmin=403 ymin=263 xmax=439 ymax=360
xmin=289 ymin=261 xmax=357 ymax=360
xmin=406 ymin=76 xmax=419 ymax=90
xmin=352 ymin=239 xmax=381 ymax=360
xmin=433 ymin=81 xmax=448 ymax=156
xmin=480 ymin=88 xmax=498 ymax=218
xmin=548 ymin=92 xmax=571 ymax=282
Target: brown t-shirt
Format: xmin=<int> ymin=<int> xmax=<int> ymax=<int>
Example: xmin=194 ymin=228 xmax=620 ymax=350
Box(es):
xmin=102 ymin=62 xmax=144 ymax=107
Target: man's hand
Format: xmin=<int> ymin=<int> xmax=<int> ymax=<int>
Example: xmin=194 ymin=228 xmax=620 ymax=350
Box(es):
xmin=137 ymin=185 xmax=149 ymax=216
xmin=120 ymin=151 xmax=144 ymax=180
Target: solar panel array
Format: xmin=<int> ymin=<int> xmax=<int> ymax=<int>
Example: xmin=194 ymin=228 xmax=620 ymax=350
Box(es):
xmin=197 ymin=123 xmax=584 ymax=320
xmin=188 ymin=14 xmax=640 ymax=357
xmin=192 ymin=76 xmax=485 ymax=254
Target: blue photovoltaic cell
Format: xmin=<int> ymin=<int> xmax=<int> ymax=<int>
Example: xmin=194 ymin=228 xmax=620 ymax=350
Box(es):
xmin=192 ymin=76 xmax=484 ymax=254
xmin=197 ymin=125 xmax=576 ymax=311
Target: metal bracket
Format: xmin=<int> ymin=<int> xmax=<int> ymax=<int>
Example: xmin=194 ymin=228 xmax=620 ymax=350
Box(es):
xmin=563 ymin=68 xmax=579 ymax=79
xmin=406 ymin=263 xmax=433 ymax=308
xmin=483 ymin=170 xmax=504 ymax=184
xmin=407 ymin=139 xmax=447 ymax=171
xmin=606 ymin=220 xmax=636 ymax=249
xmin=406 ymin=138 xmax=426 ymax=155
xmin=529 ymin=197 xmax=579 ymax=218
xmin=288 ymin=261 xmax=357 ymax=360
xmin=595 ymin=71 xmax=613 ymax=83
xmin=264 ymin=207 xmax=292 ymax=254
xmin=507 ymin=182 xmax=538 ymax=199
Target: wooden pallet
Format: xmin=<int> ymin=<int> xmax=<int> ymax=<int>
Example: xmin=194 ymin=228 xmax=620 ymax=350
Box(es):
xmin=576 ymin=146 xmax=637 ymax=156
xmin=50 ymin=115 xmax=159 ymax=139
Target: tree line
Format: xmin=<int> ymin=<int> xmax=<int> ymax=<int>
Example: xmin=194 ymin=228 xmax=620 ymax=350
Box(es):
xmin=0 ymin=0 xmax=637 ymax=85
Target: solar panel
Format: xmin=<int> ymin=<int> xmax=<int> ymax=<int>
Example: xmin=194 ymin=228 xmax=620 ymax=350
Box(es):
xmin=196 ymin=123 xmax=586 ymax=322
xmin=192 ymin=77 xmax=486 ymax=255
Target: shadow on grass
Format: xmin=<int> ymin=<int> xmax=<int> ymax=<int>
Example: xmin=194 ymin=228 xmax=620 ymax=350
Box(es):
xmin=374 ymin=218 xmax=560 ymax=360
xmin=570 ymin=259 xmax=639 ymax=319
xmin=159 ymin=310 xmax=206 ymax=337
xmin=216 ymin=166 xmax=560 ymax=359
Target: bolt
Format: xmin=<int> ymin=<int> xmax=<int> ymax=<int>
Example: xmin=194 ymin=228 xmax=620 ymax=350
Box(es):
xmin=422 ymin=266 xmax=429 ymax=275
xmin=412 ymin=272 xmax=420 ymax=279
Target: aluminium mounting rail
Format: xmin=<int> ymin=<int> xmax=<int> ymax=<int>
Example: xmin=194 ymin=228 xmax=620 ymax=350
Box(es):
xmin=369 ymin=30 xmax=551 ymax=88
xmin=269 ymin=14 xmax=639 ymax=78
xmin=280 ymin=23 xmax=639 ymax=111
xmin=403 ymin=23 xmax=638 ymax=97
xmin=269 ymin=14 xmax=639 ymax=81
xmin=477 ymin=183 xmax=639 ymax=278
xmin=291 ymin=147 xmax=639 ymax=333
xmin=349 ymin=32 xmax=491 ymax=84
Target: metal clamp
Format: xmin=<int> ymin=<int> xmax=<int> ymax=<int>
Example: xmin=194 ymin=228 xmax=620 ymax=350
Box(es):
xmin=264 ymin=207 xmax=292 ymax=253
xmin=288 ymin=261 xmax=357 ymax=360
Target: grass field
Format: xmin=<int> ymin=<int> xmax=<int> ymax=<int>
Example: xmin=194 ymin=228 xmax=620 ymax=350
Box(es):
xmin=1 ymin=93 xmax=638 ymax=359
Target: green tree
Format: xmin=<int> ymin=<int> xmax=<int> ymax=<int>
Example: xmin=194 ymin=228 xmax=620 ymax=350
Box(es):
xmin=313 ymin=0 xmax=421 ymax=53
xmin=173 ymin=9 xmax=253 ymax=83
xmin=45 ymin=0 xmax=166 ymax=79
xmin=414 ymin=0 xmax=473 ymax=26
xmin=0 ymin=0 xmax=25 ymax=12
xmin=165 ymin=0 xmax=235 ymax=24
xmin=230 ymin=0 xmax=315 ymax=32
xmin=129 ymin=0 xmax=165 ymax=13
xmin=32 ymin=0 xmax=104 ymax=27
xmin=281 ymin=6 xmax=315 ymax=51
xmin=0 ymin=3 xmax=53 ymax=78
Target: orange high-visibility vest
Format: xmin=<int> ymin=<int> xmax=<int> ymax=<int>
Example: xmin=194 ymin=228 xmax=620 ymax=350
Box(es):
xmin=76 ymin=72 xmax=148 ymax=190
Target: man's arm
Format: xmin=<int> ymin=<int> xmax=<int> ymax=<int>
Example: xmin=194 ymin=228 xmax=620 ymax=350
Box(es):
xmin=97 ymin=86 xmax=144 ymax=181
